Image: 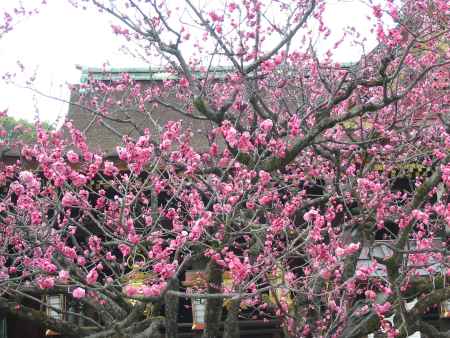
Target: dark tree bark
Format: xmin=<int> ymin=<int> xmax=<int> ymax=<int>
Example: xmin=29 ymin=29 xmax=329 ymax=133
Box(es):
xmin=0 ymin=297 xmax=89 ymax=337
xmin=202 ymin=260 xmax=224 ymax=338
xmin=223 ymin=299 xmax=239 ymax=338
xmin=165 ymin=278 xmax=180 ymax=338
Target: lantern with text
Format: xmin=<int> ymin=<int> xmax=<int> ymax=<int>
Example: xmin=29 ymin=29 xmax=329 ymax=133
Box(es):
xmin=123 ymin=254 xmax=154 ymax=317
xmin=0 ymin=317 xmax=6 ymax=338
xmin=223 ymin=271 xmax=232 ymax=309
xmin=222 ymin=271 xmax=248 ymax=309
xmin=42 ymin=294 xmax=67 ymax=336
xmin=183 ymin=271 xmax=207 ymax=330
xmin=440 ymin=300 xmax=450 ymax=318
xmin=268 ymin=267 xmax=293 ymax=313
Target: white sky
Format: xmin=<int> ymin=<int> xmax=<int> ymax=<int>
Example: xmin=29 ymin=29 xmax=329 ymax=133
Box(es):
xmin=0 ymin=0 xmax=379 ymax=124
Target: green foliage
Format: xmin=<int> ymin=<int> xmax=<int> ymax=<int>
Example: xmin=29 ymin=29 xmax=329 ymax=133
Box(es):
xmin=0 ymin=116 xmax=53 ymax=144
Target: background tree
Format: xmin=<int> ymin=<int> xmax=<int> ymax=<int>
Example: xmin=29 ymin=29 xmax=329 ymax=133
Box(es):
xmin=0 ymin=114 xmax=54 ymax=159
xmin=0 ymin=0 xmax=449 ymax=338
xmin=0 ymin=115 xmax=52 ymax=142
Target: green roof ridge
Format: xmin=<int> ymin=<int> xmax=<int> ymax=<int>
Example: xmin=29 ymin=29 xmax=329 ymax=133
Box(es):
xmin=80 ymin=66 xmax=233 ymax=83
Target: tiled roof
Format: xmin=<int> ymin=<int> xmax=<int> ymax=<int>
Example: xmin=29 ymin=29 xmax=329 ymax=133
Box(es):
xmin=67 ymin=77 xmax=217 ymax=157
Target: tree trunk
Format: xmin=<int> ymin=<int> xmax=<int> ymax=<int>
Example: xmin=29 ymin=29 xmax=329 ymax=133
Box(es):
xmin=165 ymin=278 xmax=180 ymax=338
xmin=223 ymin=299 xmax=239 ymax=338
xmin=132 ymin=318 xmax=165 ymax=338
xmin=202 ymin=260 xmax=223 ymax=338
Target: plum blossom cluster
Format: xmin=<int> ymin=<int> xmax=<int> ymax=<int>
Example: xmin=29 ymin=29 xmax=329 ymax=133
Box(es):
xmin=0 ymin=0 xmax=449 ymax=337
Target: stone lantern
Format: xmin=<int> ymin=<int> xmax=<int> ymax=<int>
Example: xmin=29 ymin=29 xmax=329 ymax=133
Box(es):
xmin=183 ymin=271 xmax=207 ymax=330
